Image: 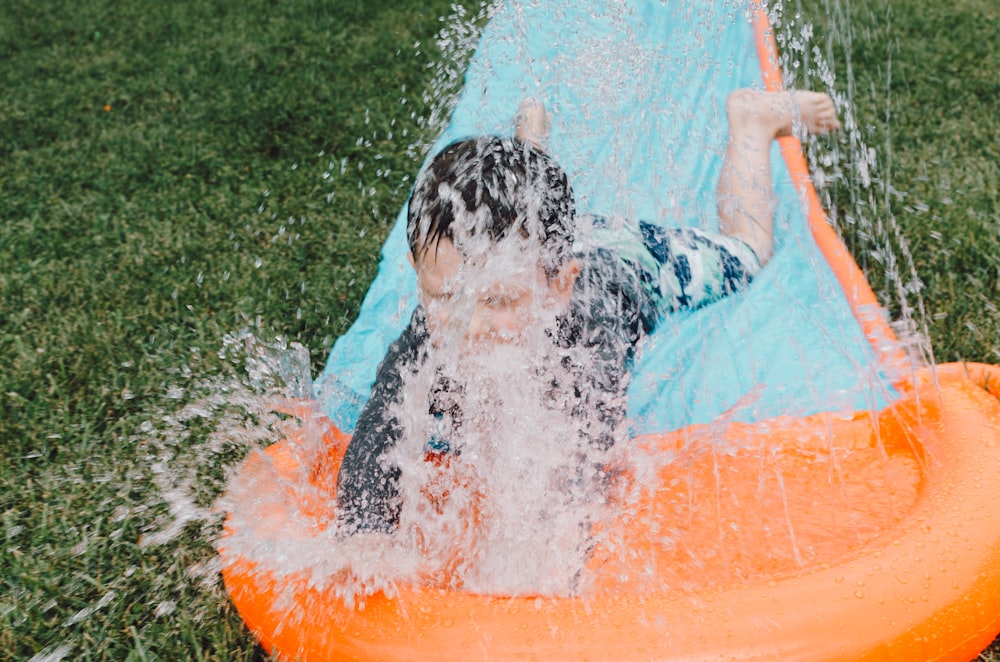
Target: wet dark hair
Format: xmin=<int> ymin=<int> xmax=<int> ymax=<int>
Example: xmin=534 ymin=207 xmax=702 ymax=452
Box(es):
xmin=406 ymin=136 xmax=576 ymax=277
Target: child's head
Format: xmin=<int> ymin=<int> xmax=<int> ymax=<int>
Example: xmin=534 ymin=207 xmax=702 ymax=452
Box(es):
xmin=406 ymin=136 xmax=580 ymax=344
xmin=407 ymin=136 xmax=576 ymax=274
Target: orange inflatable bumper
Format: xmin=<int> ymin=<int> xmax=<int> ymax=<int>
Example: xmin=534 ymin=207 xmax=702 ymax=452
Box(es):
xmin=220 ymin=362 xmax=1000 ymax=661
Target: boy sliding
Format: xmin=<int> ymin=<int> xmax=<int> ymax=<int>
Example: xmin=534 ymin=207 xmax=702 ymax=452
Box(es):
xmin=336 ymin=89 xmax=840 ymax=535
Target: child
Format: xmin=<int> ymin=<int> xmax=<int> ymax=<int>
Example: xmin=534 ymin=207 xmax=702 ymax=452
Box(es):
xmin=336 ymin=90 xmax=840 ymax=534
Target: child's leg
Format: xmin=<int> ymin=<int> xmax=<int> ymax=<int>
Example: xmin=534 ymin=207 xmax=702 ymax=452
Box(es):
xmin=515 ymin=97 xmax=551 ymax=152
xmin=716 ymin=90 xmax=840 ymax=265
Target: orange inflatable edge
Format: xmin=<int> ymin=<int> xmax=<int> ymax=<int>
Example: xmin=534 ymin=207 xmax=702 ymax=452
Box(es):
xmin=220 ymin=364 xmax=1000 ymax=661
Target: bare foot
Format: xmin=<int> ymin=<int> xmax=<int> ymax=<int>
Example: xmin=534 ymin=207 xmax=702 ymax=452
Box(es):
xmin=725 ymin=89 xmax=841 ymax=140
xmin=515 ymin=97 xmax=551 ymax=151
xmin=716 ymin=88 xmax=839 ymax=266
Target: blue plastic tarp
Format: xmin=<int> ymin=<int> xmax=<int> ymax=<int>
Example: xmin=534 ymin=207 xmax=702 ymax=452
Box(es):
xmin=316 ymin=0 xmax=894 ymax=434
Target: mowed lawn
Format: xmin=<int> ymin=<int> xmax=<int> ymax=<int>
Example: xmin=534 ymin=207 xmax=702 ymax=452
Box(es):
xmin=1 ymin=0 xmax=997 ymax=659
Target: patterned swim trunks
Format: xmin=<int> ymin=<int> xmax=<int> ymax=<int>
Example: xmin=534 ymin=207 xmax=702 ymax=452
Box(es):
xmin=573 ymin=214 xmax=761 ymax=333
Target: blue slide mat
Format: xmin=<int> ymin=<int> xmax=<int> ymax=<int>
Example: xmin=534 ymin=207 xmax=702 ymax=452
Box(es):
xmin=316 ymin=0 xmax=894 ymax=435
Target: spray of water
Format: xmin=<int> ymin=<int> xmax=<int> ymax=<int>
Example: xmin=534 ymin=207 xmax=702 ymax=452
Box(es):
xmin=388 ymin=285 xmax=613 ymax=596
xmin=119 ymin=1 xmax=505 ymax=620
xmin=123 ymin=0 xmax=944 ymax=648
xmin=773 ymin=0 xmax=935 ymax=375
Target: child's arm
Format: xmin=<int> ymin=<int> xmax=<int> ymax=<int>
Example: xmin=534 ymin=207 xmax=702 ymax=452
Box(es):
xmin=336 ymin=311 xmax=429 ymax=534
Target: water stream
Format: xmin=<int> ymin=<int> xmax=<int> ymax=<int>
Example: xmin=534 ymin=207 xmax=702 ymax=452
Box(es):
xmin=91 ymin=0 xmax=952 ymax=655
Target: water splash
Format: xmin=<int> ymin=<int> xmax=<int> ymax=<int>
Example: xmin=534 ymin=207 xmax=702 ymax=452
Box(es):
xmin=390 ymin=326 xmax=611 ymax=596
xmin=131 ymin=0 xmax=946 ymax=650
xmin=774 ymin=0 xmax=935 ymax=376
xmin=126 ymin=342 xmax=282 ymax=555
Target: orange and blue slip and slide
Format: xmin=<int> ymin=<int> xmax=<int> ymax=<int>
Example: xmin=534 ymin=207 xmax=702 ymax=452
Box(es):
xmin=219 ymin=1 xmax=1000 ymax=659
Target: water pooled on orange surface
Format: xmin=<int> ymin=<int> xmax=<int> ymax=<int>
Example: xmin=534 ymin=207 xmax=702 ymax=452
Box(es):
xmin=590 ymin=441 xmax=922 ymax=594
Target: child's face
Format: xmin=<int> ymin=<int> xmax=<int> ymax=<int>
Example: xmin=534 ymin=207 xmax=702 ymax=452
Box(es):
xmin=409 ymin=237 xmax=579 ymax=348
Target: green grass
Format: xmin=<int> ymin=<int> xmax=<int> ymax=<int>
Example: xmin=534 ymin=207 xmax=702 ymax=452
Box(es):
xmin=0 ymin=1 xmax=482 ymax=658
xmin=1 ymin=0 xmax=997 ymax=659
